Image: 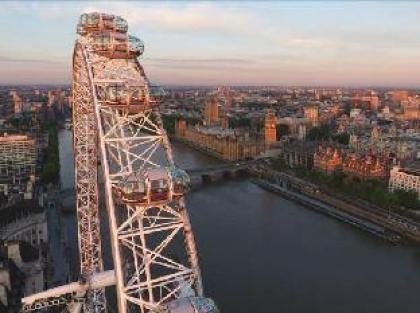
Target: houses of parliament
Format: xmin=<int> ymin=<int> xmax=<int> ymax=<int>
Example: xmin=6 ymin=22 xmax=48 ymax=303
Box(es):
xmin=174 ymin=95 xmax=277 ymax=161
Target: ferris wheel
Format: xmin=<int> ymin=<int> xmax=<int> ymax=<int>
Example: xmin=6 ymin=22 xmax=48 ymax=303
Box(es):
xmin=21 ymin=12 xmax=218 ymax=313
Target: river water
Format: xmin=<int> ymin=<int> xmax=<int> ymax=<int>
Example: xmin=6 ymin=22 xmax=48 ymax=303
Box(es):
xmin=58 ymin=129 xmax=420 ymax=313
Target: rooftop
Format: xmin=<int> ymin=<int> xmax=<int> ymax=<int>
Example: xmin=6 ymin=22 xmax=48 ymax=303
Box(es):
xmin=0 ymin=134 xmax=31 ymax=142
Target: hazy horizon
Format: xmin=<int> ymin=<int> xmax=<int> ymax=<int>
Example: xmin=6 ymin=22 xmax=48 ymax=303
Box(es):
xmin=1 ymin=1 xmax=420 ymax=87
xmin=1 ymin=83 xmax=420 ymax=90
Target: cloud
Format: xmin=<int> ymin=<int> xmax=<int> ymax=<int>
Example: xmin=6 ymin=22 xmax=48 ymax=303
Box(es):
xmin=0 ymin=56 xmax=60 ymax=64
xmin=0 ymin=1 xmax=70 ymax=19
xmin=142 ymin=56 xmax=256 ymax=72
xmin=146 ymin=57 xmax=252 ymax=64
xmin=81 ymin=2 xmax=259 ymax=35
xmin=2 ymin=1 xmax=420 ymax=87
xmin=285 ymin=37 xmax=334 ymax=49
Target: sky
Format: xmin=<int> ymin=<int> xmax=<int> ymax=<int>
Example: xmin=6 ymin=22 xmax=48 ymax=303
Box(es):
xmin=1 ymin=1 xmax=420 ymax=87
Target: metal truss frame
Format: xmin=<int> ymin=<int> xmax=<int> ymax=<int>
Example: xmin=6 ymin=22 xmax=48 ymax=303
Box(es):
xmin=73 ymin=42 xmax=107 ymax=313
xmin=21 ymin=16 xmax=204 ymax=313
xmin=85 ymin=47 xmax=203 ymax=311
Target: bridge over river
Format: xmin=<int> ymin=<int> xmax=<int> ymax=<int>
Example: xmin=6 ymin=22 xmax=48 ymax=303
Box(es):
xmin=186 ymin=159 xmax=264 ymax=184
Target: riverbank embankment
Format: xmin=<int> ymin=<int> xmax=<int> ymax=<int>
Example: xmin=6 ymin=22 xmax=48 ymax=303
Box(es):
xmin=252 ymin=167 xmax=420 ymax=244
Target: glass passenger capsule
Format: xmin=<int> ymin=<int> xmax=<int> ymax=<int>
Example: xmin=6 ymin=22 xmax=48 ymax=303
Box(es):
xmin=115 ymin=167 xmax=190 ymax=206
xmin=101 ymin=14 xmax=115 ymax=30
xmin=114 ymin=16 xmax=128 ymax=33
xmin=77 ymin=12 xmax=128 ymax=35
xmin=128 ymin=35 xmax=145 ymax=56
xmin=90 ymin=32 xmax=143 ymax=59
xmin=96 ymin=83 xmax=148 ymax=112
xmin=148 ymin=85 xmax=166 ymax=103
xmin=170 ymin=167 xmax=190 ymax=199
xmin=147 ymin=168 xmax=170 ymax=202
xmin=117 ymin=172 xmax=147 ymax=204
xmin=166 ymin=297 xmax=220 ymax=313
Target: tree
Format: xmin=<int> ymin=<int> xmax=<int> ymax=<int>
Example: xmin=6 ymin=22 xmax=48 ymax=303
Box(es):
xmin=368 ymin=188 xmax=389 ymax=207
xmin=271 ymin=157 xmax=288 ymax=171
xmin=276 ymin=124 xmax=289 ymax=139
xmin=331 ymin=170 xmax=346 ymax=187
xmin=228 ymin=116 xmax=251 ymax=129
xmin=161 ymin=114 xmax=177 ymax=134
xmin=332 ymin=132 xmax=350 ymax=145
xmin=306 ymin=124 xmax=332 ymax=141
xmin=41 ymin=124 xmax=60 ymax=184
xmin=394 ymin=189 xmax=420 ymax=210
xmin=185 ymin=116 xmax=201 ymax=126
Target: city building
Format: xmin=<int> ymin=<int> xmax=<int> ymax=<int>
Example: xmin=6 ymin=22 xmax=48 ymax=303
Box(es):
xmin=0 ymin=200 xmax=47 ymax=246
xmin=336 ymin=114 xmax=350 ymax=133
xmin=0 ymin=256 xmax=24 ymax=312
xmin=173 ymin=98 xmax=279 ymax=161
xmin=389 ymin=164 xmax=420 ymax=200
xmin=342 ymin=153 xmax=388 ymax=180
xmin=304 ymin=104 xmax=319 ymax=127
xmin=313 ymin=146 xmax=343 ymax=173
xmin=281 ymin=141 xmax=318 ymax=169
xmin=298 ymin=124 xmax=307 ymax=140
xmin=391 ymin=90 xmax=409 ymax=103
xmin=399 ymin=98 xmax=419 ymax=120
xmin=0 ymin=135 xmax=36 ymax=197
xmin=314 ymin=143 xmax=389 ymax=179
xmin=175 ymin=121 xmax=265 ymax=161
xmin=0 ymin=241 xmax=44 ymax=302
xmin=351 ymin=91 xmax=379 ymax=111
xmin=350 ymin=108 xmax=362 ymax=118
xmin=277 ymin=117 xmax=308 ymax=135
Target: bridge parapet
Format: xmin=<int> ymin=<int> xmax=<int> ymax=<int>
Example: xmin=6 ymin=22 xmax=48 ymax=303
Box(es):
xmin=186 ymin=159 xmax=266 ymax=187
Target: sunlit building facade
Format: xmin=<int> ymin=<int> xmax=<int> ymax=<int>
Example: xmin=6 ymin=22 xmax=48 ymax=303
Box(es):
xmin=204 ymin=95 xmax=219 ymax=126
xmin=304 ymin=105 xmax=319 ymax=127
xmin=0 ymin=135 xmax=36 ymax=195
xmin=389 ymin=165 xmax=420 ymax=200
xmin=175 ymin=120 xmax=265 ymax=161
xmin=264 ymin=110 xmax=277 ymax=146
xmin=342 ymin=153 xmax=388 ymax=180
xmin=313 ymin=146 xmax=342 ymax=173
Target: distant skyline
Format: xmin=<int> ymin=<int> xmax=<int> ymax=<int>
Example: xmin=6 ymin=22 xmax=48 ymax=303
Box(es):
xmin=1 ymin=1 xmax=420 ymax=87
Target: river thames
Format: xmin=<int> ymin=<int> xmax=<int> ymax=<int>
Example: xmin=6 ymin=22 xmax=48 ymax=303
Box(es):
xmin=59 ymin=129 xmax=420 ymax=313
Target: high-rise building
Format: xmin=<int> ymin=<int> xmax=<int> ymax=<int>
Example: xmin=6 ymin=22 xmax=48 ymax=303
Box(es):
xmin=0 ymin=135 xmax=36 ymax=196
xmin=389 ymin=165 xmax=420 ymax=200
xmin=204 ymin=95 xmax=219 ymax=126
xmin=400 ymin=98 xmax=420 ymax=120
xmin=264 ymin=111 xmax=277 ymax=146
xmin=392 ymin=90 xmax=409 ymax=103
xmin=304 ymin=105 xmax=319 ymax=127
xmin=298 ymin=124 xmax=307 ymax=141
xmin=369 ymin=95 xmax=380 ymax=111
xmin=10 ymin=91 xmax=23 ymax=115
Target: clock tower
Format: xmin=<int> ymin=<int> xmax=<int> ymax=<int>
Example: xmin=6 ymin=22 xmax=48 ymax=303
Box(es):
xmin=264 ymin=110 xmax=277 ymax=147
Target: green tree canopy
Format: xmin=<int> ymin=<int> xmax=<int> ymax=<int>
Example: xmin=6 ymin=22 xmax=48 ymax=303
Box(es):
xmin=393 ymin=189 xmax=420 ymax=210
